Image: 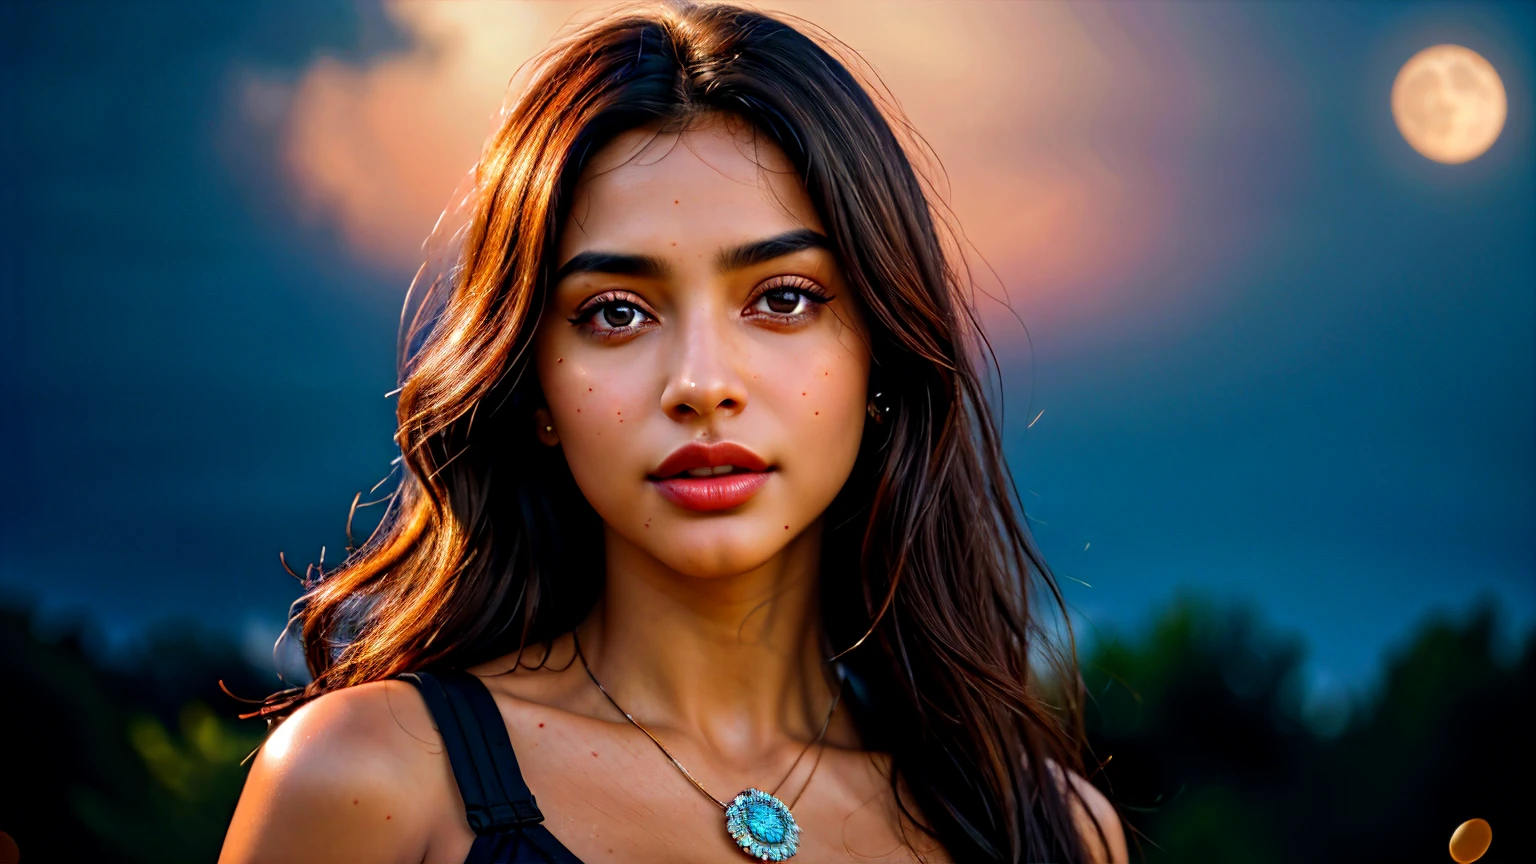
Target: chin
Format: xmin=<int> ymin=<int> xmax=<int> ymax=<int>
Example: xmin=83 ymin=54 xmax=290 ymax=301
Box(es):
xmin=640 ymin=518 xmax=796 ymax=579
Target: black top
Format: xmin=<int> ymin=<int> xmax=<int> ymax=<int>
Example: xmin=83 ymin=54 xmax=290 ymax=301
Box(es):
xmin=400 ymin=671 xmax=585 ymax=864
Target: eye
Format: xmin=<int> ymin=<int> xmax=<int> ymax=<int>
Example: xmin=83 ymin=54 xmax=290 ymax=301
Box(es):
xmin=569 ymin=293 xmax=657 ymax=338
xmin=599 ymin=302 xmax=642 ymax=328
xmin=761 ymin=288 xmax=809 ymax=315
xmin=747 ymin=277 xmax=832 ymax=320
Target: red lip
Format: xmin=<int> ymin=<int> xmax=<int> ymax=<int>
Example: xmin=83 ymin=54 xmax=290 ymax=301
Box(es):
xmin=650 ymin=442 xmax=773 ymax=512
xmin=651 ymin=442 xmax=769 ymax=478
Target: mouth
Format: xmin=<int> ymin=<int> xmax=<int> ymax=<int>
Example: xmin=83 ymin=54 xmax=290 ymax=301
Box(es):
xmin=649 ymin=442 xmax=773 ymax=512
xmin=659 ymin=464 xmax=762 ymax=479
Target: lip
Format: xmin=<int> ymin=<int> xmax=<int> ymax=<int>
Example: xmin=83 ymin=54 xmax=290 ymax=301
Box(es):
xmin=651 ymin=441 xmax=770 ymax=478
xmin=649 ymin=441 xmax=773 ymax=512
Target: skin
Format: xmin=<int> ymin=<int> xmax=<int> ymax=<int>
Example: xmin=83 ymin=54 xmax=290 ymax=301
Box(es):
xmin=221 ymin=115 xmax=1127 ymax=864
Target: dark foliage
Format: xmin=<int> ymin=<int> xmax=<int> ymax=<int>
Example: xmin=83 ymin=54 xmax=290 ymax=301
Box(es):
xmin=1085 ymin=597 xmax=1533 ymax=863
xmin=0 ymin=602 xmax=270 ymax=864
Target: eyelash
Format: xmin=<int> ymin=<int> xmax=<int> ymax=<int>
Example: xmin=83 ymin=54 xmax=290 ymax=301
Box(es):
xmin=744 ymin=275 xmax=834 ymax=322
xmin=568 ymin=291 xmax=658 ymax=339
xmin=567 ymin=276 xmax=834 ymax=339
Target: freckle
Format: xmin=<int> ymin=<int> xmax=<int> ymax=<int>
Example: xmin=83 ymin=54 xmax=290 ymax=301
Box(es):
xmin=353 ymin=799 xmax=359 ymax=805
xmin=815 ymin=411 xmax=819 ymax=415
xmin=670 ymin=241 xmax=677 ymax=246
xmin=801 ymin=392 xmax=807 ymax=396
xmin=577 ymin=408 xmax=581 ymax=412
xmin=673 ymin=199 xmax=679 ymax=204
xmin=386 ymin=815 xmax=392 ymax=821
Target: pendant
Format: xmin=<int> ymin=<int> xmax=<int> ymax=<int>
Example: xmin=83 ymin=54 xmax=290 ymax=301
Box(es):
xmin=725 ymin=788 xmax=801 ymax=861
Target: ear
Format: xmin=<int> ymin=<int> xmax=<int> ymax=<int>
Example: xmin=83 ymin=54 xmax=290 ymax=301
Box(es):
xmin=533 ymin=407 xmax=561 ymax=447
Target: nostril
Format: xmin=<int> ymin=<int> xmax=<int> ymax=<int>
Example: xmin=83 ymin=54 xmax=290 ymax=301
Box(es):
xmin=664 ymin=382 xmax=746 ymax=418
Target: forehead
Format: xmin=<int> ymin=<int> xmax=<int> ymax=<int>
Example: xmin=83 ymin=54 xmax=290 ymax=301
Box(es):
xmin=557 ymin=114 xmax=823 ymax=262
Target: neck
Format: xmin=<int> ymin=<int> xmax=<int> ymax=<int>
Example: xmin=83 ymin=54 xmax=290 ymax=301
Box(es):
xmin=577 ymin=522 xmax=836 ymax=757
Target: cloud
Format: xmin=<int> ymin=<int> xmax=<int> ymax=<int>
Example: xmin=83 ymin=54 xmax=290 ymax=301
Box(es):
xmin=238 ymin=2 xmax=572 ymax=275
xmin=237 ymin=1 xmax=1238 ymax=332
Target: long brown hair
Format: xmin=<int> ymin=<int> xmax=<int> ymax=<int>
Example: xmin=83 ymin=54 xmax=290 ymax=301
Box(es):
xmin=278 ymin=2 xmax=1100 ymax=860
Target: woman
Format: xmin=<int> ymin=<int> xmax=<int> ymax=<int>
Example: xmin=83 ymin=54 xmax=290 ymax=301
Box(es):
xmin=221 ymin=2 xmax=1126 ymax=862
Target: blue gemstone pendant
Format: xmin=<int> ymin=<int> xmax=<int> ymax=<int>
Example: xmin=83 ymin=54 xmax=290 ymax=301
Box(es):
xmin=725 ymin=789 xmax=801 ymax=861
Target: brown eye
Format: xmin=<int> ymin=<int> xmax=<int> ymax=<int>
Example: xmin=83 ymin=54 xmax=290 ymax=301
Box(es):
xmin=764 ymin=289 xmax=803 ymax=314
xmin=601 ymin=303 xmax=638 ymax=327
xmin=746 ymin=280 xmax=830 ymax=320
xmin=573 ymin=296 xmax=653 ymax=335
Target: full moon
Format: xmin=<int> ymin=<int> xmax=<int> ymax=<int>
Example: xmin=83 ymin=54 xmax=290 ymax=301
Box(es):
xmin=1392 ymin=44 xmax=1507 ymax=164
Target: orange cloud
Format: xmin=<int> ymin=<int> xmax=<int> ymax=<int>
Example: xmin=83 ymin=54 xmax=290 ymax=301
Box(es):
xmin=241 ymin=2 xmax=574 ymax=273
xmin=238 ymin=1 xmax=1221 ymax=330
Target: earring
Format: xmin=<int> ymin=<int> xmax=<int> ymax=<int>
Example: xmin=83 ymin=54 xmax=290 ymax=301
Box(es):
xmin=544 ymin=425 xmax=554 ymax=433
xmin=866 ymin=391 xmax=892 ymax=424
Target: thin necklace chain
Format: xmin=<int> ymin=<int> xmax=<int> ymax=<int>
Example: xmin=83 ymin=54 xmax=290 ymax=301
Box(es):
xmin=572 ymin=630 xmax=843 ymax=812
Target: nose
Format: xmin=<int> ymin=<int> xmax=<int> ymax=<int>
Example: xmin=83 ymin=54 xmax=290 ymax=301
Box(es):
xmin=659 ymin=307 xmax=748 ymax=422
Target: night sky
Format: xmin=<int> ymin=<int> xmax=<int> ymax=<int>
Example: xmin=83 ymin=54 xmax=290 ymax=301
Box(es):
xmin=7 ymin=1 xmax=1533 ymax=698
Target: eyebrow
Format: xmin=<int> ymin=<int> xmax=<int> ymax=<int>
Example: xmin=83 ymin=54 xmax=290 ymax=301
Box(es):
xmin=715 ymin=228 xmax=830 ymax=271
xmin=552 ymin=228 xmax=831 ymax=285
xmin=552 ymin=250 xmax=670 ymax=284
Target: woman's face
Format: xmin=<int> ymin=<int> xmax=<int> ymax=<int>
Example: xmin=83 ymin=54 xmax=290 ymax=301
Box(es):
xmin=533 ymin=115 xmax=871 ymax=578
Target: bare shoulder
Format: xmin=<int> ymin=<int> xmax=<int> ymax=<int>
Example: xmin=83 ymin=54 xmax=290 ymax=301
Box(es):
xmin=1047 ymin=760 xmax=1128 ymax=864
xmin=219 ymin=680 xmax=455 ymax=864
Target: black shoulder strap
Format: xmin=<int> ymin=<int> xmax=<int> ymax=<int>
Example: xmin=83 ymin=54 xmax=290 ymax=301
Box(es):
xmin=400 ymin=670 xmax=546 ymax=834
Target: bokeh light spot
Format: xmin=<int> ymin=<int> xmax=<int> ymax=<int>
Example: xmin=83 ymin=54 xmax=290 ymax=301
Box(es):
xmin=1449 ymin=818 xmax=1491 ymax=863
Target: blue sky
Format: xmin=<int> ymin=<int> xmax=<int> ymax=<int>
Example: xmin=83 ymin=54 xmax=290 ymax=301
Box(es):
xmin=6 ymin=1 xmax=1532 ymax=693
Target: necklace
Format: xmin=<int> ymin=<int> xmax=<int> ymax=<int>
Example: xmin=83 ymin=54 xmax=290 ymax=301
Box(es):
xmin=572 ymin=631 xmax=842 ymax=862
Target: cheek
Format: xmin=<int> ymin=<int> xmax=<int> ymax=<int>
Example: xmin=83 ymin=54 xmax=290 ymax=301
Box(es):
xmin=756 ymin=337 xmax=870 ymax=480
xmin=534 ymin=331 xmax=655 ymax=502
xmin=774 ymin=362 xmax=864 ymax=430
